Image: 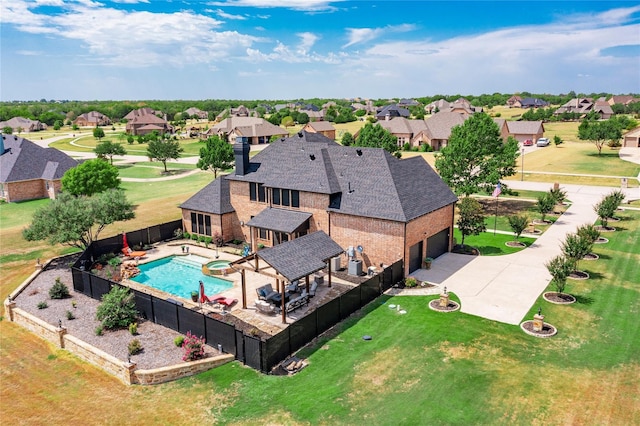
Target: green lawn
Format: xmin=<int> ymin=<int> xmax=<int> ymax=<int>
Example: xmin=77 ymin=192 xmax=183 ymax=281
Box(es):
xmin=453 ymin=229 xmax=536 ymax=255
xmin=115 ymin=163 xmax=197 ymax=179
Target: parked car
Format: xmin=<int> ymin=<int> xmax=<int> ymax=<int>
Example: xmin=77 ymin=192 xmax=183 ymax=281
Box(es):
xmin=536 ymin=137 xmax=550 ymax=147
xmin=523 ymin=139 xmax=534 ymax=146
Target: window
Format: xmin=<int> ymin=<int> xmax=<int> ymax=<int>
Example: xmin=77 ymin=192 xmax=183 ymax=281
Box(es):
xmin=258 ymin=183 xmax=266 ymax=202
xmin=259 ymin=228 xmax=269 ymax=239
xmin=191 ymin=212 xmax=197 ymax=233
xmin=272 ymin=188 xmax=280 ymax=205
xmin=249 ymin=183 xmax=257 ymax=201
xmin=291 ymin=190 xmax=300 ymax=208
xmin=204 ymin=215 xmax=211 ymax=236
xmin=281 ymin=189 xmax=290 ymax=206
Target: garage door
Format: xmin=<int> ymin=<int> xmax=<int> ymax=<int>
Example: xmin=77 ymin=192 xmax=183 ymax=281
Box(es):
xmin=426 ymin=228 xmax=450 ymax=259
xmin=408 ymin=241 xmax=423 ymax=273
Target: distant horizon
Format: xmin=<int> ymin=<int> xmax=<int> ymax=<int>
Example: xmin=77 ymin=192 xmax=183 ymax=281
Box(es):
xmin=2 ymin=1 xmax=639 ymax=101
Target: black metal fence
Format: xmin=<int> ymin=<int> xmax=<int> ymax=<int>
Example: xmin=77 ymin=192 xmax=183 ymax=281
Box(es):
xmin=71 ymin=221 xmax=404 ymax=373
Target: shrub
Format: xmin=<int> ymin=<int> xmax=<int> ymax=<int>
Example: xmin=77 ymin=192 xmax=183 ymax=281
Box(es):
xmin=174 ymin=228 xmax=183 ymax=238
xmin=174 ymin=336 xmax=185 ymax=347
xmin=183 ymin=231 xmax=191 ymax=240
xmin=129 ymin=322 xmax=138 ymax=335
xmin=191 ymin=234 xmax=199 ymax=242
xmin=37 ymin=301 xmax=48 ymax=309
xmin=405 ymin=277 xmax=418 ymax=288
xmin=66 ymin=310 xmax=75 ymax=320
xmin=182 ymin=332 xmax=206 ymax=361
xmin=508 ymin=215 xmax=529 ymax=241
xmin=212 ymin=232 xmax=224 ymax=247
xmin=128 ymin=339 xmax=143 ymax=356
xmin=96 ymin=286 xmax=137 ymax=330
xmin=71 ymin=300 xmax=77 ymax=308
xmin=108 ymin=257 xmax=122 ymax=268
xmin=198 ymin=235 xmax=206 ymax=244
xmin=204 ymin=236 xmax=212 ymax=247
xmin=49 ymin=277 xmax=70 ymax=299
xmin=553 ymin=135 xmax=563 ymax=146
xmin=95 ymin=325 xmax=104 ymax=336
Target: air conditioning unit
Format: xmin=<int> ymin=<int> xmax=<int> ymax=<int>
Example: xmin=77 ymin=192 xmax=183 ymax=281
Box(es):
xmin=330 ymin=256 xmax=341 ymax=271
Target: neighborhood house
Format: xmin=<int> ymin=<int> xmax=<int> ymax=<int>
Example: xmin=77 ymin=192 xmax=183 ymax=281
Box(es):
xmin=180 ymin=131 xmax=458 ymax=275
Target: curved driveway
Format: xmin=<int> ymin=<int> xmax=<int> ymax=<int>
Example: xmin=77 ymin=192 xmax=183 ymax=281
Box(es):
xmin=411 ymin=181 xmax=639 ymax=325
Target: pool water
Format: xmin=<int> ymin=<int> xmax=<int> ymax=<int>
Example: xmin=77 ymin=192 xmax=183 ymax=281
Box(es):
xmin=131 ymin=256 xmax=232 ymax=299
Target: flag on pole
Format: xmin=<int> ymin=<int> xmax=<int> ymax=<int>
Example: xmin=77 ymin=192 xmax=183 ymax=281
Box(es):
xmin=492 ymin=182 xmax=502 ymax=198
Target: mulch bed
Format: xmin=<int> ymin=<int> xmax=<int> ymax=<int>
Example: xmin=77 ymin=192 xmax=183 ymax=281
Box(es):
xmin=596 ymin=226 xmax=616 ymax=232
xmin=532 ymin=219 xmax=552 ymax=225
xmin=505 ymin=241 xmax=526 ymax=248
xmin=583 ymin=253 xmax=599 ymax=261
xmin=428 ymin=299 xmax=460 ymax=312
xmin=595 ymin=237 xmax=609 ymax=244
xmin=543 ymin=292 xmax=576 ymax=304
xmin=520 ymin=320 xmax=557 ymax=338
xmin=569 ymin=270 xmax=590 ymax=280
xmin=451 ymin=245 xmax=479 ymax=256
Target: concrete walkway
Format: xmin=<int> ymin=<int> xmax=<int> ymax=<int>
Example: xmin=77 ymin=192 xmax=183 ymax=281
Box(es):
xmin=410 ymin=181 xmax=638 ymax=325
xmin=619 ymin=147 xmax=640 ymax=165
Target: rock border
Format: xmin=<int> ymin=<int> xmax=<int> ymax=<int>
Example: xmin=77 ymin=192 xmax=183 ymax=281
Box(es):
xmin=542 ymin=292 xmax=576 ymax=305
xmin=428 ymin=299 xmax=460 ymax=313
xmin=520 ymin=320 xmax=558 ymax=338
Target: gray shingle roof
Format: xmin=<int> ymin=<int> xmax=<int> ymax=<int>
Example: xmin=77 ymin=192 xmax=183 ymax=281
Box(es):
xmin=226 ymin=130 xmax=457 ymax=222
xmin=0 ymin=135 xmax=78 ymax=183
xmin=246 ymin=208 xmax=312 ymax=233
xmin=506 ymin=121 xmax=543 ymax=135
xmin=257 ymin=231 xmax=344 ymax=281
xmin=179 ymin=177 xmax=234 ymax=214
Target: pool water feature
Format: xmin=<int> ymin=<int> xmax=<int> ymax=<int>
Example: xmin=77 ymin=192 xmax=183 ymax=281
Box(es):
xmin=131 ymin=255 xmax=232 ymax=300
xmin=204 ymin=260 xmax=234 ymax=276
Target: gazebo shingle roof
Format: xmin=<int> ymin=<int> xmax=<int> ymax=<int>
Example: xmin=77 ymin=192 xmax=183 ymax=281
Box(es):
xmin=257 ymin=231 xmax=344 ymax=282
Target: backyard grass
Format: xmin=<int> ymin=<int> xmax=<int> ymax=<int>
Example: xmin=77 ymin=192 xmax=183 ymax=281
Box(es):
xmin=1 ymin=205 xmax=639 ymax=424
xmin=115 ymin=162 xmax=197 ymax=179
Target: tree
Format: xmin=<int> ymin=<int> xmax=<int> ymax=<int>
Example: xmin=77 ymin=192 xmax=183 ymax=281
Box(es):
xmin=341 ymin=131 xmax=354 ymax=146
xmin=354 ymin=122 xmax=400 ymax=157
xmin=576 ymin=224 xmax=600 ymax=258
xmin=147 ymin=139 xmax=183 ymax=172
xmin=96 ymin=286 xmax=138 ymax=330
xmin=61 ymin=159 xmax=121 ymax=196
xmin=435 ymin=113 xmax=519 ymax=196
xmin=578 ymin=118 xmax=623 ymax=155
xmin=548 ymin=187 xmax=567 ymax=207
xmin=197 ymin=135 xmax=234 ymax=178
xmin=561 ymin=233 xmax=590 ymax=275
xmin=535 ymin=193 xmax=555 ymax=223
xmin=94 ymin=140 xmax=127 ymax=165
xmin=93 ymin=126 xmax=105 ymax=141
xmin=545 ymin=255 xmax=573 ymax=295
xmin=53 ymin=120 xmax=63 ymax=130
xmin=281 ymin=116 xmax=294 ymax=127
xmin=22 ymin=189 xmax=135 ymax=249
xmin=553 ymin=135 xmax=563 ymax=147
xmin=457 ymin=197 xmax=486 ymax=247
xmin=507 ymin=214 xmax=529 ymax=241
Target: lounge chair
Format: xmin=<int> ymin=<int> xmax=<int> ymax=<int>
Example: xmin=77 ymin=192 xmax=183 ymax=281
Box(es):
xmin=212 ymin=296 xmax=238 ymax=309
xmin=122 ymin=247 xmax=146 ymax=259
xmin=255 ymin=299 xmax=276 ymax=315
xmin=285 ymin=280 xmax=300 ymax=293
xmin=256 ymin=284 xmax=279 ymax=303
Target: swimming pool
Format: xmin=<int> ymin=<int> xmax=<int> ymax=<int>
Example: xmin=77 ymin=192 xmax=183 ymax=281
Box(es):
xmin=131 ymin=255 xmax=233 ymax=300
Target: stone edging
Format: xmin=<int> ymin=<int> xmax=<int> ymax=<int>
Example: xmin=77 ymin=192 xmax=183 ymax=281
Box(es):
xmin=520 ymin=320 xmax=558 ymax=338
xmin=542 ymin=292 xmax=576 ymax=305
xmin=428 ymin=299 xmax=460 ymax=313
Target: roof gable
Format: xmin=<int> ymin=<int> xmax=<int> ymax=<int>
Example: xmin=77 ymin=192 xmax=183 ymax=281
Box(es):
xmin=179 ymin=177 xmax=234 ymax=214
xmin=0 ymin=136 xmax=78 ymax=183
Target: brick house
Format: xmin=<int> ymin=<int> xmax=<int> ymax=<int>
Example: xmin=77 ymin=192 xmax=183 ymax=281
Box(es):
xmin=0 ymin=117 xmax=46 ymax=133
xmin=378 ymin=111 xmax=466 ymax=151
xmin=73 ymin=111 xmax=111 ymax=127
xmin=180 ymin=131 xmax=458 ymax=275
xmin=204 ymin=117 xmax=288 ymax=144
xmin=302 ymin=121 xmax=336 ymax=140
xmin=504 ymin=121 xmax=545 ymax=143
xmin=0 ymin=135 xmax=77 ymax=202
xmin=125 ymin=113 xmax=172 ymax=136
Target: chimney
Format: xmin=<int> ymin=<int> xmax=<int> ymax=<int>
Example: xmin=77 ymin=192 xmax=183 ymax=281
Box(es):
xmin=233 ymin=136 xmax=250 ymax=176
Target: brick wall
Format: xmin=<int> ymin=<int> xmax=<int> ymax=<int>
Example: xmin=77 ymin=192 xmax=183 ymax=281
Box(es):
xmin=404 ymin=204 xmax=455 ymax=273
xmin=5 ymin=179 xmax=49 ymax=202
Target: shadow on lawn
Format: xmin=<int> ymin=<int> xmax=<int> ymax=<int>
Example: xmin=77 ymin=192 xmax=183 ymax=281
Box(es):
xmin=574 ymin=294 xmax=595 ymax=305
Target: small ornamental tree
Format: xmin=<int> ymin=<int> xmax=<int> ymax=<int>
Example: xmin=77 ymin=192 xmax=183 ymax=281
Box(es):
xmin=197 ymin=135 xmax=234 ymax=178
xmin=548 ymin=187 xmax=567 ymax=206
xmin=49 ymin=277 xmax=70 ymax=299
xmin=561 ymin=233 xmax=590 ymax=275
xmin=553 ymin=135 xmax=563 ymax=146
xmin=507 ymin=215 xmax=529 ymax=242
xmin=61 ymin=159 xmax=121 ymax=196
xmin=594 ymin=195 xmax=618 ymax=229
xmin=182 ymin=331 xmax=206 ymax=361
xmin=545 ymin=255 xmax=573 ymax=295
xmin=457 ymin=197 xmax=486 ymax=247
xmin=94 ymin=140 xmax=127 ymax=165
xmin=147 ymin=139 xmax=184 ymax=172
xmin=96 ymin=286 xmax=137 ymax=330
xmin=577 ymin=224 xmax=600 ymax=257
xmin=535 ymin=193 xmax=555 ymax=223
xmin=93 ymin=126 xmax=105 ymax=141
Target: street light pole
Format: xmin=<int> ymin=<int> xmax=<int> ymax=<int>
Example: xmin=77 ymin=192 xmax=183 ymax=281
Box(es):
xmin=521 ymin=148 xmax=525 ymax=181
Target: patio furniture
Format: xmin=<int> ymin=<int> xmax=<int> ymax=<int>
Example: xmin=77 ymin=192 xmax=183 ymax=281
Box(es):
xmin=255 ymin=299 xmax=276 ymax=315
xmin=284 ymin=289 xmax=309 ymax=313
xmin=122 ymin=247 xmax=146 ymax=259
xmin=309 ymin=281 xmax=318 ymax=298
xmin=270 ymin=292 xmax=291 ymax=305
xmin=285 ymin=280 xmax=300 ymax=293
xmin=212 ymin=296 xmax=238 ymax=312
xmin=256 ymin=284 xmax=279 ymax=303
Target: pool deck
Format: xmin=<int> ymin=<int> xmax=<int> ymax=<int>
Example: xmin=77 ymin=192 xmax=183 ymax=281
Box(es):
xmin=124 ymin=241 xmax=359 ymax=335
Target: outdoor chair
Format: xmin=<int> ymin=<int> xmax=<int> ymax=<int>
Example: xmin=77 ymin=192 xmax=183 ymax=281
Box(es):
xmin=122 ymin=247 xmax=146 ymax=259
xmin=256 ymin=284 xmax=279 ymax=303
xmin=309 ymin=281 xmax=318 ymax=298
xmin=212 ymin=296 xmax=238 ymax=313
xmin=284 ymin=289 xmax=309 ymax=313
xmin=285 ymin=280 xmax=300 ymax=293
xmin=255 ymin=299 xmax=276 ymax=315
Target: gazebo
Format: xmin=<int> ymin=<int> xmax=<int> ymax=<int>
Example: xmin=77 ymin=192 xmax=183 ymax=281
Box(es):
xmin=230 ymin=231 xmax=344 ymax=323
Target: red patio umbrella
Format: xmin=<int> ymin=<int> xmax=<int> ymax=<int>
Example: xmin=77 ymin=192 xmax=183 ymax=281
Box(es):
xmin=122 ymin=232 xmax=129 ymax=249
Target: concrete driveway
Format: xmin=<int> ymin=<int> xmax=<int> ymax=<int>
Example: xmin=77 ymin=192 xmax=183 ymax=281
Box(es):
xmin=411 ymin=181 xmax=637 ymax=325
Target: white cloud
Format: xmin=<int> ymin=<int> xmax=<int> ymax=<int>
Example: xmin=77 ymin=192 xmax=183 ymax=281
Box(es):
xmin=213 ymin=8 xmax=247 ymax=20
xmin=16 ymin=50 xmax=43 ymax=56
xmin=343 ymin=23 xmax=416 ymax=48
xmin=206 ymin=0 xmax=342 ymax=11
xmin=296 ymin=32 xmax=319 ymax=55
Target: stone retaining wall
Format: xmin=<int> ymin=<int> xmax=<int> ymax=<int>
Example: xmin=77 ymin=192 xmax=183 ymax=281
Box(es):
xmin=5 ymin=302 xmax=234 ymax=386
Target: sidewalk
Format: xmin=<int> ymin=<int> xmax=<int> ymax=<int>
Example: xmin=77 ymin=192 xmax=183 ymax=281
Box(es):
xmin=409 ymin=181 xmax=636 ymax=325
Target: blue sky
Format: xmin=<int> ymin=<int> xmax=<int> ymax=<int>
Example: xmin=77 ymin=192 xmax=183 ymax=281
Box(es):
xmin=1 ymin=0 xmax=639 ymax=101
